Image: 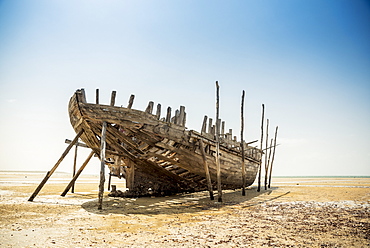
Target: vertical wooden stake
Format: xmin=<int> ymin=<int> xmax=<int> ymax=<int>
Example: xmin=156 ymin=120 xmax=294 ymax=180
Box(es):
xmin=201 ymin=115 xmax=208 ymax=134
xmin=268 ymin=126 xmax=278 ymax=188
xmin=215 ymin=81 xmax=222 ymax=202
xmin=96 ymin=89 xmax=99 ymax=104
xmin=240 ymin=90 xmax=246 ymax=196
xmin=127 ymin=95 xmax=135 ymax=109
xmin=71 ymin=142 xmax=78 ymax=193
xmin=98 ymin=122 xmax=107 ymax=210
xmin=61 ymin=150 xmax=94 ymax=196
xmin=156 ymin=103 xmax=161 ymax=120
xmin=166 ymin=107 xmax=171 ymax=122
xmin=199 ymin=139 xmax=214 ymax=200
xmin=257 ymin=104 xmax=264 ymax=192
xmin=266 ymin=138 xmax=274 ymax=189
xmin=110 ymin=91 xmax=116 ymax=106
xmin=264 ymin=119 xmax=269 ymax=190
xmin=28 ymin=129 xmax=84 ymax=201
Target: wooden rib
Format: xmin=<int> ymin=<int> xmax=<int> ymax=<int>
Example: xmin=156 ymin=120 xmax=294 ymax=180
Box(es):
xmin=127 ymin=94 xmax=135 ymax=109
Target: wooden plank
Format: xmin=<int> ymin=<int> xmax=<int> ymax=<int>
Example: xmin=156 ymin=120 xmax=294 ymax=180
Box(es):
xmin=61 ymin=150 xmax=94 ymax=196
xmin=268 ymin=126 xmax=278 ymax=188
xmin=215 ymin=81 xmax=222 ymax=202
xmin=257 ymin=104 xmax=265 ymax=192
xmin=127 ymin=94 xmax=135 ymax=109
xmin=199 ymin=139 xmax=214 ymax=200
xmin=28 ymin=129 xmax=84 ymax=201
xmin=240 ymin=90 xmax=246 ymax=196
xmin=98 ymin=122 xmax=107 ymax=210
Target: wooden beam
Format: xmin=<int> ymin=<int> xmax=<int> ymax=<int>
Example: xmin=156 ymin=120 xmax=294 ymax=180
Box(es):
xmin=240 ymin=90 xmax=246 ymax=196
xmin=61 ymin=150 xmax=94 ymax=196
xmin=199 ymin=139 xmax=214 ymax=200
xmin=145 ymin=101 xmax=154 ymax=114
xmin=268 ymin=126 xmax=278 ymax=188
xmin=257 ymin=104 xmax=265 ymax=192
xmin=28 ymin=129 xmax=84 ymax=201
xmin=65 ymin=139 xmax=89 ymax=148
xmin=98 ymin=122 xmax=107 ymax=210
xmin=215 ymin=81 xmax=222 ymax=202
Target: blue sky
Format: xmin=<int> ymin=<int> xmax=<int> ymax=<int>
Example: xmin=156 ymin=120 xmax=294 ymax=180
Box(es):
xmin=0 ymin=0 xmax=369 ymax=176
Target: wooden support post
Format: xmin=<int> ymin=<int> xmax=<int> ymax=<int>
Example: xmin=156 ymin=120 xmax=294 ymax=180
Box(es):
xmin=28 ymin=129 xmax=84 ymax=201
xmin=199 ymin=139 xmax=214 ymax=200
xmin=127 ymin=94 xmax=135 ymax=109
xmin=108 ymin=173 xmax=112 ymax=191
xmin=208 ymin=118 xmax=213 ymax=134
xmin=71 ymin=142 xmax=78 ymax=193
xmin=201 ymin=115 xmax=208 ymax=134
xmin=264 ymin=119 xmax=269 ymax=190
xmin=179 ymin=106 xmax=185 ymax=126
xmin=61 ymin=150 xmax=94 ymax=196
xmin=268 ymin=126 xmax=278 ymax=188
xmin=125 ymin=159 xmax=135 ymax=189
xmin=221 ymin=121 xmax=225 ymax=137
xmin=266 ymin=138 xmax=273 ymax=189
xmin=257 ymin=104 xmax=265 ymax=192
xmin=96 ymin=89 xmax=99 ymax=104
xmin=156 ymin=103 xmax=161 ymax=120
xmin=240 ymin=90 xmax=246 ymax=196
xmin=145 ymin=101 xmax=154 ymax=114
xmin=110 ymin=91 xmax=116 ymax=106
xmin=215 ymin=81 xmax=222 ymax=202
xmin=98 ymin=122 xmax=107 ymax=210
xmin=166 ymin=107 xmax=171 ymax=122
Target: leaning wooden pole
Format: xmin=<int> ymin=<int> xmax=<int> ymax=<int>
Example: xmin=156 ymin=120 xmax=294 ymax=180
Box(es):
xmin=265 ymin=138 xmax=273 ymax=190
xmin=240 ymin=90 xmax=246 ymax=196
xmin=28 ymin=129 xmax=84 ymax=201
xmin=61 ymin=150 xmax=95 ymax=196
xmin=215 ymin=81 xmax=222 ymax=202
xmin=71 ymin=143 xmax=78 ymax=193
xmin=268 ymin=126 xmax=279 ymax=188
xmin=98 ymin=122 xmax=107 ymax=210
xmin=199 ymin=139 xmax=214 ymax=200
xmin=257 ymin=104 xmax=264 ymax=192
xmin=264 ymin=119 xmax=269 ymax=190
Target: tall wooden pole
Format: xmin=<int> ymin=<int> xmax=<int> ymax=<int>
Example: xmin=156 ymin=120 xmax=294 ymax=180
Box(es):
xmin=265 ymin=138 xmax=273 ymax=189
xmin=264 ymin=119 xmax=269 ymax=190
xmin=268 ymin=126 xmax=278 ymax=188
xmin=61 ymin=151 xmax=95 ymax=196
xmin=98 ymin=122 xmax=107 ymax=210
xmin=199 ymin=139 xmax=214 ymax=200
xmin=215 ymin=81 xmax=222 ymax=202
xmin=257 ymin=104 xmax=264 ymax=192
xmin=71 ymin=143 xmax=78 ymax=193
xmin=28 ymin=129 xmax=84 ymax=201
xmin=240 ymin=90 xmax=246 ymax=196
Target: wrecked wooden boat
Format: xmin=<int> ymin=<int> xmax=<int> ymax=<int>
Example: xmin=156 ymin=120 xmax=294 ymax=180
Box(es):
xmin=68 ymin=89 xmax=262 ymax=197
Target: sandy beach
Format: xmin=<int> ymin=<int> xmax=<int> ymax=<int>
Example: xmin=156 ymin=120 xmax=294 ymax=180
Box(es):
xmin=0 ymin=172 xmax=369 ymax=247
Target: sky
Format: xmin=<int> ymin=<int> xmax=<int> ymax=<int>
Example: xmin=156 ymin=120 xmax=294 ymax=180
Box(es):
xmin=0 ymin=0 xmax=369 ymax=177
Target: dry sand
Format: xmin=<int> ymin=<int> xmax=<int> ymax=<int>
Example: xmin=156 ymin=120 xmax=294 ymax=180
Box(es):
xmin=0 ymin=172 xmax=369 ymax=247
